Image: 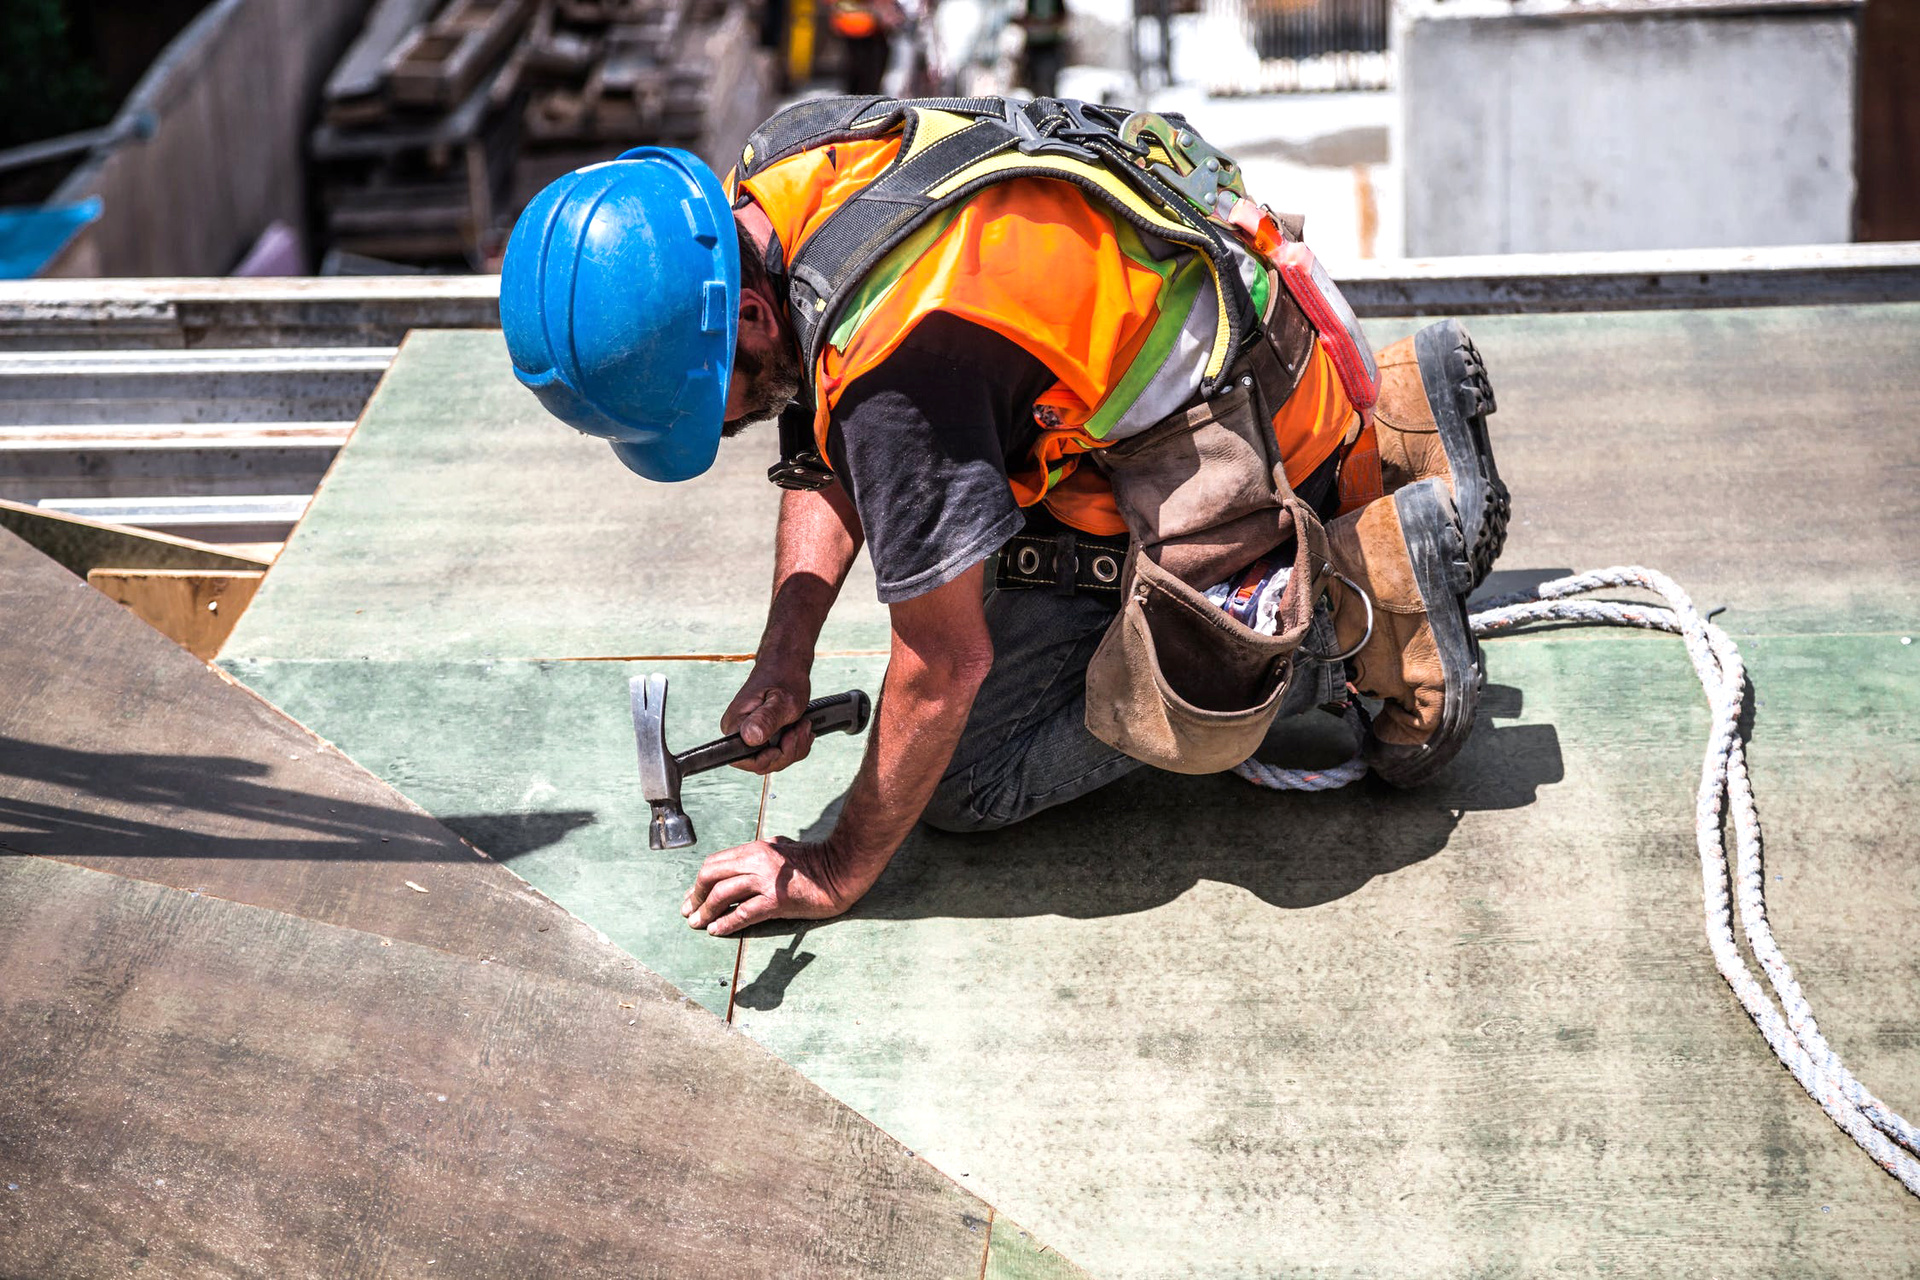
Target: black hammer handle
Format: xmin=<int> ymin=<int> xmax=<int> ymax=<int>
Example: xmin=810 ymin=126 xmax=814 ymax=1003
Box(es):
xmin=672 ymin=689 xmax=872 ymax=778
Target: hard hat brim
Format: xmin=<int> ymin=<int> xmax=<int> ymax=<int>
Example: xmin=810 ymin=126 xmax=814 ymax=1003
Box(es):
xmin=607 ymin=431 xmax=722 ymax=483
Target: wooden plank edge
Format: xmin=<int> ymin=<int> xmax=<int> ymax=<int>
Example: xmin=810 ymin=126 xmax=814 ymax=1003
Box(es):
xmin=0 ymin=497 xmax=273 ymax=573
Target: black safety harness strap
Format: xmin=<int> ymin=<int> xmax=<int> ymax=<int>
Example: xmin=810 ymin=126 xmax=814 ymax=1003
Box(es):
xmin=740 ymin=95 xmax=1264 ymax=400
xmin=995 ymin=528 xmax=1128 ymax=598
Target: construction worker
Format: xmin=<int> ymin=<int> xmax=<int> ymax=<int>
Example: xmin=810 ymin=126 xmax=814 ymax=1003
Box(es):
xmin=1018 ymin=0 xmax=1070 ymax=99
xmin=827 ymin=0 xmax=905 ymax=95
xmin=500 ymin=96 xmax=1508 ymax=938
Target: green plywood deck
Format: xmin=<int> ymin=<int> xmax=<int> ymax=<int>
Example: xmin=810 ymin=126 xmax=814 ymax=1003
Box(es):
xmin=217 ymin=657 xmax=762 ymax=1013
xmin=739 ymin=635 xmax=1920 ymax=1277
xmin=220 ymin=306 xmax=1920 ymax=1275
xmin=223 ymin=306 xmax=1920 ymax=664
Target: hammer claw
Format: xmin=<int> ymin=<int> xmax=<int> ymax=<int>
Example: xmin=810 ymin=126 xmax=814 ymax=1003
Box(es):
xmin=630 ymin=673 xmax=678 ymax=803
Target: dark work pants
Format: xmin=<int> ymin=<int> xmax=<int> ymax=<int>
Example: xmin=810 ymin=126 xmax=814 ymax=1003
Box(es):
xmin=920 ymin=577 xmax=1139 ymax=833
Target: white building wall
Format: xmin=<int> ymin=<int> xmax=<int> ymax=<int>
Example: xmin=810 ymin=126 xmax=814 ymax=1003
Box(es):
xmin=1398 ymin=4 xmax=1856 ymax=256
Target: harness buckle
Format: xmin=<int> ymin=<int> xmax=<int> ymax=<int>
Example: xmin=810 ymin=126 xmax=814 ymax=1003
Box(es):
xmin=1116 ymin=111 xmax=1248 ymax=218
xmin=767 ymin=402 xmax=836 ymax=491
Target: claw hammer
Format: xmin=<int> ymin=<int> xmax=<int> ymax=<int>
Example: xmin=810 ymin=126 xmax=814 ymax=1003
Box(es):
xmin=629 ymin=673 xmax=872 ymax=850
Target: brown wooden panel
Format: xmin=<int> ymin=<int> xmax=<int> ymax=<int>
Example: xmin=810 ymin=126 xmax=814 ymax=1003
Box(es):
xmin=0 ymin=526 xmax=621 ymax=987
xmin=86 ymin=567 xmax=263 ymax=659
xmin=0 ymin=857 xmax=995 ymax=1279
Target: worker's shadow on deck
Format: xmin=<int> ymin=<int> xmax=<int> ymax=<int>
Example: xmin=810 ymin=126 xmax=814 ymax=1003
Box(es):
xmin=0 ymin=735 xmax=594 ymax=865
xmin=799 ymin=683 xmax=1562 ymax=924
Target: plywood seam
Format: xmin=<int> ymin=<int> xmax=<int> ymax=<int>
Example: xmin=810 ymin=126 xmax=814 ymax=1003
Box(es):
xmin=726 ymin=773 xmax=775 ymax=1024
xmin=220 ymin=630 xmax=1915 ymax=666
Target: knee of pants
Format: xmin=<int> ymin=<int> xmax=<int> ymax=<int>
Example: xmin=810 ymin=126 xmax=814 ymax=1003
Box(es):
xmin=919 ymin=767 xmax=1018 ymax=835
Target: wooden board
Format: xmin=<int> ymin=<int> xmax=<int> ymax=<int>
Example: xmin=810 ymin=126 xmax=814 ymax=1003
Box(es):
xmin=86 ymin=567 xmax=263 ymax=659
xmin=0 ymin=528 xmax=1084 ymax=1276
xmin=0 ymin=858 xmax=1002 ymax=1279
xmin=0 ymin=496 xmax=270 ymax=576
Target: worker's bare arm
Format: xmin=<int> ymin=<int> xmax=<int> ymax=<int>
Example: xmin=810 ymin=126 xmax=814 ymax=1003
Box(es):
xmin=723 ymin=482 xmax=865 ymax=773
xmin=684 ymin=563 xmax=995 ymax=935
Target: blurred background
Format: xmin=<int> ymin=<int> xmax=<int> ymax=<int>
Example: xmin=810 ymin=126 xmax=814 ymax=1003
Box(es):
xmin=0 ymin=0 xmax=1912 ymax=279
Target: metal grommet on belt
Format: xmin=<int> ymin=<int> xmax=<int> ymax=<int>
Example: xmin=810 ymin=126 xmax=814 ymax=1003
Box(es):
xmin=1015 ymin=545 xmax=1042 ymax=576
xmin=1090 ymin=553 xmax=1120 ymax=584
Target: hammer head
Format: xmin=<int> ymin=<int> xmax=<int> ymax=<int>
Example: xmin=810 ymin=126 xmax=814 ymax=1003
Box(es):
xmin=630 ymin=673 xmax=697 ymax=850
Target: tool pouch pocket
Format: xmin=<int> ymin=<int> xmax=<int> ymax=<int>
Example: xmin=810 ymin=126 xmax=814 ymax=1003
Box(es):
xmin=1084 ymin=361 xmax=1333 ymax=774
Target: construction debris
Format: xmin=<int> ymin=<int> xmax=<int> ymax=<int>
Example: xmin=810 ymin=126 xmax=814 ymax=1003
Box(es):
xmin=312 ymin=0 xmax=773 ymax=268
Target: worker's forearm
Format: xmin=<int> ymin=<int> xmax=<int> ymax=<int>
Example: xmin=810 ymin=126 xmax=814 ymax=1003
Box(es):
xmin=822 ymin=638 xmax=990 ymax=895
xmin=758 ymin=484 xmax=862 ymax=666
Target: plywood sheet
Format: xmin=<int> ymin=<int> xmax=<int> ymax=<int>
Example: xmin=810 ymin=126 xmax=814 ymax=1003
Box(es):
xmin=223 ymin=307 xmax=1920 ymax=665
xmin=735 ymin=635 xmax=1920 ymax=1277
xmin=1364 ymin=304 xmax=1920 ymax=636
xmin=0 ymin=857 xmax=1002 ymax=1279
xmin=0 ymin=496 xmax=270 ymax=576
xmin=219 ymin=328 xmax=889 ymax=663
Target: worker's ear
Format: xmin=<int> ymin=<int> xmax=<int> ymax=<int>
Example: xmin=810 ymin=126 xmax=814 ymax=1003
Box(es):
xmin=737 ymin=285 xmax=781 ymax=350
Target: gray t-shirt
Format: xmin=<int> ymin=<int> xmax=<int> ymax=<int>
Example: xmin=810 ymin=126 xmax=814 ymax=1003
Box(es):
xmin=825 ymin=313 xmax=1056 ymax=604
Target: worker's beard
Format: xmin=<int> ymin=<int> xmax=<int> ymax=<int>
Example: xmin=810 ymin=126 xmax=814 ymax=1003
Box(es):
xmin=723 ymin=338 xmax=803 ymax=437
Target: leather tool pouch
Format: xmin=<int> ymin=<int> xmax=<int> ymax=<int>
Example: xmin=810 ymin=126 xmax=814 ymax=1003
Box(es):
xmin=1083 ymin=304 xmax=1336 ymax=774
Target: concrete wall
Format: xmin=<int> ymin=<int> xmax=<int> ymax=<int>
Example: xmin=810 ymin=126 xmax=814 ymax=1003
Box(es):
xmin=49 ymin=0 xmax=373 ymax=277
xmin=1398 ymin=3 xmax=1857 ymax=256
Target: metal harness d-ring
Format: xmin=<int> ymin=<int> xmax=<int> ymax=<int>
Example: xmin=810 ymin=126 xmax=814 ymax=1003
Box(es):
xmin=1301 ymin=569 xmax=1372 ymax=664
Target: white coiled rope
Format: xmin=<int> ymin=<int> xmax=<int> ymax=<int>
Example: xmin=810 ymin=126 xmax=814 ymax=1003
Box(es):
xmin=1235 ymin=566 xmax=1920 ymax=1196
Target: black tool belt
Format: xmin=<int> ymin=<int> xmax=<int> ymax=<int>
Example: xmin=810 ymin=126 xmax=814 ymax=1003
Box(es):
xmin=995 ymin=528 xmax=1127 ymax=597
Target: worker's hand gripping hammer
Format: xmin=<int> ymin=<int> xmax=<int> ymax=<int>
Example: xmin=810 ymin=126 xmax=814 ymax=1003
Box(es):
xmin=629 ymin=673 xmax=872 ymax=851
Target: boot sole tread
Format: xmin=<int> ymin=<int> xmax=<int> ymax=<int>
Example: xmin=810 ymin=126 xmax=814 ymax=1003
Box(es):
xmin=1413 ymin=320 xmax=1510 ymax=591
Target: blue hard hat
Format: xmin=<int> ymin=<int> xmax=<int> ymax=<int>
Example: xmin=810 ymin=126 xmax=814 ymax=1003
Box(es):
xmin=500 ymin=147 xmax=740 ymax=482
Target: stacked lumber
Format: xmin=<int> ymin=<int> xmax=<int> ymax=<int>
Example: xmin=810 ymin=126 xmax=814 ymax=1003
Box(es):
xmin=515 ymin=0 xmax=728 ymax=147
xmin=311 ymin=0 xmax=771 ymax=267
xmin=312 ymin=0 xmax=529 ymax=266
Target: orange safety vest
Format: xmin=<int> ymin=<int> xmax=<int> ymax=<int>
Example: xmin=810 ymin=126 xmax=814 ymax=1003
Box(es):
xmin=731 ymin=131 xmax=1357 ymax=536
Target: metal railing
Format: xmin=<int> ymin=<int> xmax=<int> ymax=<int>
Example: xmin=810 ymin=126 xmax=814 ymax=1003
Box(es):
xmin=1203 ymin=0 xmax=1392 ymax=94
